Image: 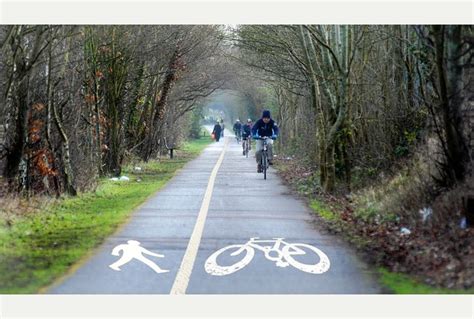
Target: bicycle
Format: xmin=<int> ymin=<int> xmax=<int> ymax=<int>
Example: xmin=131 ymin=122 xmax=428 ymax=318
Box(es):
xmin=234 ymin=130 xmax=242 ymax=144
xmin=205 ymin=237 xmax=331 ymax=276
xmin=256 ymin=136 xmax=273 ymax=179
xmin=242 ymin=136 xmax=250 ymax=158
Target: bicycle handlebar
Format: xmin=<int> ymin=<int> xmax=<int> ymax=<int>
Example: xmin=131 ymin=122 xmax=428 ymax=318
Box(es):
xmin=253 ymin=136 xmax=277 ymax=140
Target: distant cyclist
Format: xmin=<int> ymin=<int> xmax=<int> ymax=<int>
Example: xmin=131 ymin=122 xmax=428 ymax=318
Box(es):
xmin=252 ymin=110 xmax=279 ymax=172
xmin=241 ymin=118 xmax=253 ymax=155
xmin=233 ymin=119 xmax=242 ymax=142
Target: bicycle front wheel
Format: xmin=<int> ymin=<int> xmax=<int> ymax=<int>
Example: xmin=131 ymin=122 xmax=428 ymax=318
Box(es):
xmin=262 ymin=153 xmax=267 ymax=180
xmin=282 ymin=243 xmax=330 ymax=274
xmin=205 ymin=244 xmax=255 ymax=276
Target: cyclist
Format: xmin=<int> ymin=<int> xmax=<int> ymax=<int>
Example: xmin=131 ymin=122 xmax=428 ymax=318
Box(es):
xmin=252 ymin=110 xmax=279 ymax=173
xmin=233 ymin=119 xmax=242 ymax=143
xmin=241 ymin=118 xmax=252 ymax=155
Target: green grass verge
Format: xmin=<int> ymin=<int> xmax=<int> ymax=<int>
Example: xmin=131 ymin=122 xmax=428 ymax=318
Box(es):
xmin=309 ymin=200 xmax=337 ymax=221
xmin=0 ymin=134 xmax=212 ymax=293
xmin=378 ymin=268 xmax=474 ymax=294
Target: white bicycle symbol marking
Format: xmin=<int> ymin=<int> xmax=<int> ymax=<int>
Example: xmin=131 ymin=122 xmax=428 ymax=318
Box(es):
xmin=205 ymin=237 xmax=330 ymax=276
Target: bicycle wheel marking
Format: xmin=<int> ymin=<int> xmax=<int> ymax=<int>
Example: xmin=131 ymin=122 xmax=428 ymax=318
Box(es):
xmin=204 ymin=245 xmax=255 ymax=276
xmin=205 ymin=238 xmax=331 ymax=276
xmin=282 ymin=244 xmax=330 ymax=274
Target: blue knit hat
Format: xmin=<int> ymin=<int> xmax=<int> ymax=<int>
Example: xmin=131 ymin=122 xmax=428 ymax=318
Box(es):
xmin=262 ymin=110 xmax=271 ymax=118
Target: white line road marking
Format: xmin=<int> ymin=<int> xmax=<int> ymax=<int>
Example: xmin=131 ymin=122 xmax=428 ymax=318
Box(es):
xmin=170 ymin=138 xmax=229 ymax=294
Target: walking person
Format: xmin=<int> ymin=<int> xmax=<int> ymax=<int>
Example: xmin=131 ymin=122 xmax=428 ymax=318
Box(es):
xmin=212 ymin=121 xmax=222 ymax=142
xmin=109 ymin=240 xmax=169 ymax=274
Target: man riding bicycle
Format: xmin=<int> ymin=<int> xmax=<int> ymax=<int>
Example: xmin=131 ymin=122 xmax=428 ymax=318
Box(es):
xmin=241 ymin=118 xmax=252 ymax=155
xmin=233 ymin=119 xmax=242 ymax=142
xmin=252 ymin=110 xmax=279 ymax=173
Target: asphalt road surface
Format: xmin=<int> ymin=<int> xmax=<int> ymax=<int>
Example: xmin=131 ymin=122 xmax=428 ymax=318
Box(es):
xmin=48 ymin=128 xmax=382 ymax=294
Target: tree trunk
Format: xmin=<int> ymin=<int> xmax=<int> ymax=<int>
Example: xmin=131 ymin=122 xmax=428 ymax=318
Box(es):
xmin=432 ymin=25 xmax=469 ymax=186
xmin=84 ymin=26 xmax=103 ymax=177
xmin=45 ymin=33 xmax=61 ymax=197
xmin=323 ymin=143 xmax=336 ymax=192
xmin=4 ymin=63 xmax=29 ymax=190
xmin=53 ymin=100 xmax=77 ymax=196
xmin=55 ymin=33 xmax=77 ymax=195
xmin=143 ymin=49 xmax=181 ymax=161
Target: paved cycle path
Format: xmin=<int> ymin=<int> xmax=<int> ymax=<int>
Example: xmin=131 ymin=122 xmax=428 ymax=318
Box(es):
xmin=48 ymin=130 xmax=381 ymax=294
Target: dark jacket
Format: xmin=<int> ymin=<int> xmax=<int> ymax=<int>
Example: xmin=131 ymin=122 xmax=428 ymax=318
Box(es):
xmin=212 ymin=124 xmax=222 ymax=135
xmin=242 ymin=124 xmax=252 ymax=137
xmin=251 ymin=118 xmax=279 ymax=137
xmin=233 ymin=122 xmax=242 ymax=132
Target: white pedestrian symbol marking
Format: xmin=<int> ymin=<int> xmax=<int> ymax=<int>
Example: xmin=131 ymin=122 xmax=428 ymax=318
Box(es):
xmin=109 ymin=240 xmax=169 ymax=274
xmin=205 ymin=237 xmax=330 ymax=276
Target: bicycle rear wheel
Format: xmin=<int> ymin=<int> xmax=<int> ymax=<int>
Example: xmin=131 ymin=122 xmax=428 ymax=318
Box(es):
xmin=205 ymin=244 xmax=255 ymax=276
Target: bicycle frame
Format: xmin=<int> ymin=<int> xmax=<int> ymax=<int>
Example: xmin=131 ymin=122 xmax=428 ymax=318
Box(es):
xmin=260 ymin=138 xmax=269 ymax=179
xmin=232 ymin=237 xmax=305 ymax=262
xmin=234 ymin=130 xmax=242 ymax=142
